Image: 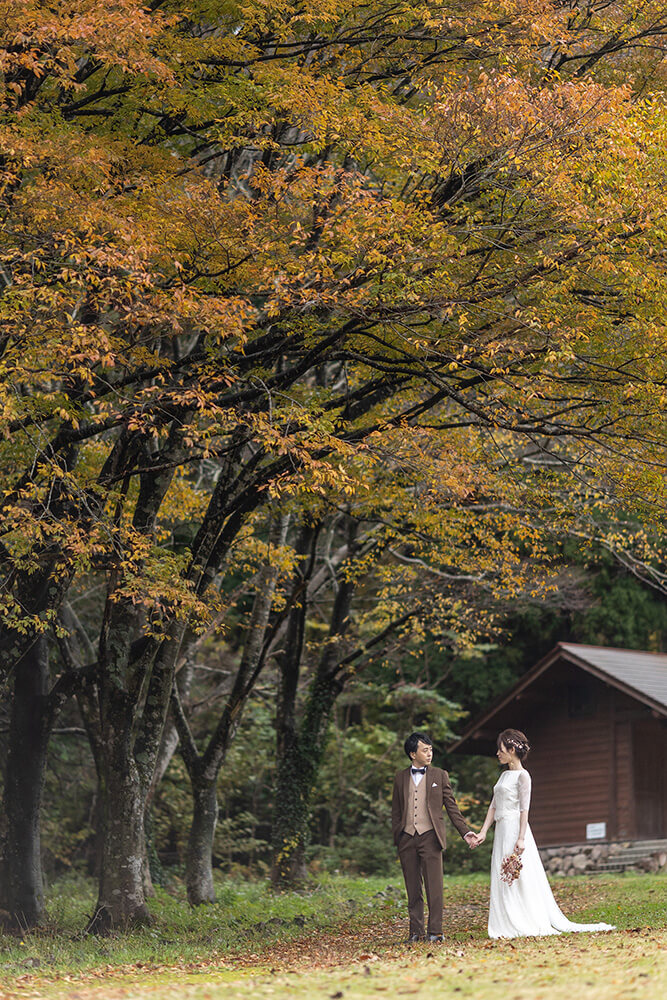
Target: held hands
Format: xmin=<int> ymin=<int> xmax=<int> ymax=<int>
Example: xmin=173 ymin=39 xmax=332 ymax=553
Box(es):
xmin=465 ymin=831 xmax=484 ymax=849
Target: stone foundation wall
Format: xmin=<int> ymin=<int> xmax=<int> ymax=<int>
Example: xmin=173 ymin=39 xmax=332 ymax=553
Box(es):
xmin=539 ymin=842 xmax=667 ymax=876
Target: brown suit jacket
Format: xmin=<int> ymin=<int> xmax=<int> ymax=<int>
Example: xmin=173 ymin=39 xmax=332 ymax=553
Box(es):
xmin=391 ymin=765 xmax=470 ymax=850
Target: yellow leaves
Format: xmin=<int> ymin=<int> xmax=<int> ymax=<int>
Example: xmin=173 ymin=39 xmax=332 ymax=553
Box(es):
xmin=0 ymin=595 xmax=60 ymax=635
xmin=0 ymin=0 xmax=665 ymax=656
xmin=432 ymin=70 xmax=629 ymax=180
xmin=0 ymin=1 xmax=175 ymax=110
xmin=226 ymin=525 xmax=299 ymax=584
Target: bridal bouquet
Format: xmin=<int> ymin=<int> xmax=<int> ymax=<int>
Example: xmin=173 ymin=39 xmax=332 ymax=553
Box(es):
xmin=500 ymin=852 xmax=523 ymax=884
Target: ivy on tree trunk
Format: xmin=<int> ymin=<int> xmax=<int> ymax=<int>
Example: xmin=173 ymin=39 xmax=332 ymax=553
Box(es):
xmin=271 ymin=520 xmax=357 ymax=885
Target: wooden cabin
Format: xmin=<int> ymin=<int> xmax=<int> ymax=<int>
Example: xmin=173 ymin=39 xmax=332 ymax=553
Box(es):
xmin=449 ymin=643 xmax=667 ymax=846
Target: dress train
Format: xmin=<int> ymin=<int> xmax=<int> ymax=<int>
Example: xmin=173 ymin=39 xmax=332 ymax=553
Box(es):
xmin=488 ymin=770 xmax=615 ymax=939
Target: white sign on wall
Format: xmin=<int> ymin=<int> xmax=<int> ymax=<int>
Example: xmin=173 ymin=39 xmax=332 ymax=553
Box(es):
xmin=586 ymin=822 xmax=607 ymax=840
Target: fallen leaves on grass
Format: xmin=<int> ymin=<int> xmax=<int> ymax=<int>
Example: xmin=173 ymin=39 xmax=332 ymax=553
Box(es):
xmin=3 ymin=875 xmax=662 ymax=1000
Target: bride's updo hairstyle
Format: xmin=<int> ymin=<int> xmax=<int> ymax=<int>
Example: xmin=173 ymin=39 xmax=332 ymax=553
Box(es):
xmin=497 ymin=728 xmax=531 ymax=760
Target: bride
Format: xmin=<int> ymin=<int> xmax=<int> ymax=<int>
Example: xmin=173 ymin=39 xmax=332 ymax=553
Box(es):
xmin=472 ymin=728 xmax=615 ymax=939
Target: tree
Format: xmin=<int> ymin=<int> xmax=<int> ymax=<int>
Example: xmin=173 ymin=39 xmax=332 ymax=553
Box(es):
xmin=169 ymin=512 xmax=291 ymax=904
xmin=1 ymin=1 xmax=667 ymax=925
xmin=267 ymin=425 xmax=564 ymax=883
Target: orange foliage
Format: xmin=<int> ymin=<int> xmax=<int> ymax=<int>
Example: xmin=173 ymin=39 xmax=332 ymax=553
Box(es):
xmin=0 ymin=0 xmax=665 ymax=637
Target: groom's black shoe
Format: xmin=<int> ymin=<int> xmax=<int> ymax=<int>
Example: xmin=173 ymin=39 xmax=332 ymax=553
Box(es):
xmin=427 ymin=934 xmax=444 ymax=943
xmin=406 ymin=933 xmax=424 ymax=943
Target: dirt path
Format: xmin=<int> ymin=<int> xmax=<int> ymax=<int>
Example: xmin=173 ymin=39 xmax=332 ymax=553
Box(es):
xmin=5 ymin=904 xmax=490 ymax=999
xmin=229 ymin=903 xmax=487 ymax=971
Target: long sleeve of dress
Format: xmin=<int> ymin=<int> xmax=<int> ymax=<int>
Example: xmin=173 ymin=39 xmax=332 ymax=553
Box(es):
xmin=517 ymin=770 xmax=531 ymax=812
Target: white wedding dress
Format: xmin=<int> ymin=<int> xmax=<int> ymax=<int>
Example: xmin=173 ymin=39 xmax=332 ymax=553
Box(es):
xmin=488 ymin=769 xmax=615 ymax=939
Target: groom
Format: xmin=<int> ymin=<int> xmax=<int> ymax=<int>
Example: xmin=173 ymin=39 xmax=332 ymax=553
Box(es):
xmin=392 ymin=732 xmax=476 ymax=943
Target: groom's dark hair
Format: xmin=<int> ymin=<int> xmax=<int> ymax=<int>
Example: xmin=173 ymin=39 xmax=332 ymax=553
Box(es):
xmin=404 ymin=732 xmax=433 ymax=759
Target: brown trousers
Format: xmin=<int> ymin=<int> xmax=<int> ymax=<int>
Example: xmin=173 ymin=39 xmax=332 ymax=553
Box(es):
xmin=397 ymin=829 xmax=444 ymax=936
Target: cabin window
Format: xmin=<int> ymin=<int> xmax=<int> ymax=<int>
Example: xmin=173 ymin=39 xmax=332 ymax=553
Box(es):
xmin=568 ymin=683 xmax=596 ymax=718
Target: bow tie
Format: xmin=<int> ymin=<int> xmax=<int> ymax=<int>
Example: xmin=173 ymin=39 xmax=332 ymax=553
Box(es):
xmin=411 ymin=767 xmax=427 ymax=774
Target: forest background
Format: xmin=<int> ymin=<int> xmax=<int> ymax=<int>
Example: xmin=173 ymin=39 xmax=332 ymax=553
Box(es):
xmin=1 ymin=0 xmax=667 ymax=932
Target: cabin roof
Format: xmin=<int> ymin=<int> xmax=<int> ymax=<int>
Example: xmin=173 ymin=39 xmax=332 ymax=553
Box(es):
xmin=449 ymin=642 xmax=667 ymax=753
xmin=558 ymin=643 xmax=667 ymax=710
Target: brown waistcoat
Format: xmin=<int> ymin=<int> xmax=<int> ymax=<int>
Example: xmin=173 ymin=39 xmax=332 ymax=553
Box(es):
xmin=403 ymin=776 xmax=434 ymax=836
xmin=391 ymin=765 xmax=471 ymax=850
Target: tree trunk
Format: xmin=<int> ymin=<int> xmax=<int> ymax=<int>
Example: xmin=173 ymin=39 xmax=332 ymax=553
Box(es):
xmin=270 ymin=740 xmax=313 ymax=885
xmin=142 ymin=662 xmax=194 ymax=895
xmin=142 ymin=719 xmax=180 ymax=895
xmin=89 ymin=741 xmax=151 ymax=932
xmin=175 ymin=513 xmax=290 ymax=904
xmin=0 ymin=637 xmax=49 ymax=928
xmin=271 ymin=520 xmax=357 ymax=886
xmin=271 ymin=668 xmax=345 ymax=885
xmin=185 ymin=769 xmax=219 ymax=905
xmin=271 ymin=524 xmax=320 ymax=885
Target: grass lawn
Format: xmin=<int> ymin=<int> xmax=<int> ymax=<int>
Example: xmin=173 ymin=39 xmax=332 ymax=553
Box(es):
xmin=1 ymin=870 xmax=665 ymax=999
